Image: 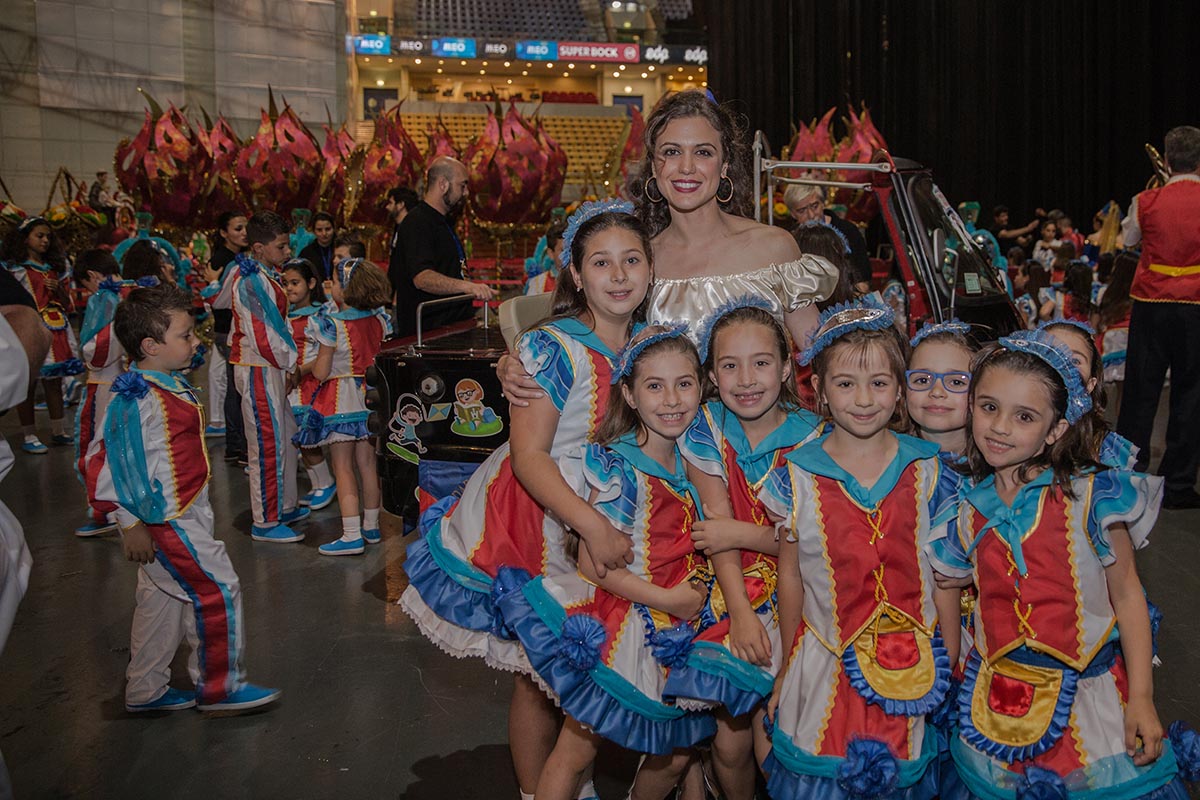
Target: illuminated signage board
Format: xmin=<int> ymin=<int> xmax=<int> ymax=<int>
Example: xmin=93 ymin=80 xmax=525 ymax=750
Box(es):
xmin=516 ymin=40 xmax=558 ymax=61
xmin=431 ymin=38 xmax=477 ymax=58
xmin=353 ymin=34 xmax=391 ymax=55
xmin=555 ymin=42 xmax=640 ymax=63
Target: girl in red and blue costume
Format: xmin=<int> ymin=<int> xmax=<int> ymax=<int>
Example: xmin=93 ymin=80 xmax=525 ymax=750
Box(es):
xmin=498 ymin=324 xmax=715 ymax=800
xmin=2 ymin=217 xmax=82 ymax=453
xmin=665 ymin=298 xmax=823 ymax=800
xmin=927 ymin=329 xmax=1198 ymax=799
xmin=399 ymin=201 xmax=650 ymax=800
xmin=759 ymin=298 xmax=962 ymax=800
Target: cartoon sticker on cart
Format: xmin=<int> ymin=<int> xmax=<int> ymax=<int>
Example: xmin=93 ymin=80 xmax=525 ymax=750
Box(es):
xmin=450 ymin=379 xmax=503 ymax=437
xmin=387 ymin=393 xmax=428 ymax=463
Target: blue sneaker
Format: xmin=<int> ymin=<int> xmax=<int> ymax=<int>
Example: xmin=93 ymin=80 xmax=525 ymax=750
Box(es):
xmin=64 ymin=378 xmax=84 ymax=406
xmin=196 ymin=683 xmax=281 ymax=713
xmin=21 ymin=438 xmax=47 ymax=455
xmin=280 ymin=506 xmax=310 ymax=524
xmin=318 ymin=537 xmax=365 ymax=556
xmin=50 ymin=433 xmax=74 ymax=446
xmin=362 ymin=528 xmax=381 ymax=545
xmin=125 ymin=687 xmax=197 ymax=713
xmin=251 ymin=523 xmax=304 ymax=543
xmin=75 ymin=520 xmax=117 ymax=537
xmin=303 ymin=484 xmax=337 ymax=511
xmin=204 ymin=424 xmax=226 ymax=438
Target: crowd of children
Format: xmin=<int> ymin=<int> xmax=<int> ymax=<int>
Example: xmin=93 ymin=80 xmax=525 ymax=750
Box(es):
xmin=4 ymin=210 xmax=393 ymax=715
xmin=401 ymin=200 xmax=1198 ymax=800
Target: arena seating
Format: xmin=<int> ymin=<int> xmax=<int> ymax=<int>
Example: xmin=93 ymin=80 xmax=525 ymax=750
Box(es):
xmin=413 ymin=0 xmax=592 ymax=41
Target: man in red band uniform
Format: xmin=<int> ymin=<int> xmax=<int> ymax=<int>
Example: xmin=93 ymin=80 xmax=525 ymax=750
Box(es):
xmin=1117 ymin=125 xmax=1200 ymax=508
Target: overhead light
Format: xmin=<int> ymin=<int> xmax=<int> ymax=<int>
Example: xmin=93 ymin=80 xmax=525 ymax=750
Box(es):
xmin=482 ymin=61 xmax=488 ymax=66
xmin=699 ymin=67 xmax=705 ymax=72
xmin=506 ymin=79 xmax=513 ymax=84
xmin=623 ymin=85 xmax=632 ymax=93
xmin=521 ymin=70 xmax=528 ymax=76
xmin=687 ymin=75 xmax=693 ymax=81
xmin=611 ymin=1 xmax=621 ymax=7
xmin=460 ymin=60 xmax=467 ymax=65
xmin=618 ymin=64 xmax=626 ymax=71
xmin=439 ymin=59 xmax=444 ymax=65
xmin=525 ymin=62 xmax=532 ymax=68
xmin=503 ymin=61 xmax=510 ymax=67
xmin=479 ymin=69 xmax=486 ymax=74
xmin=376 ymin=79 xmax=385 ymax=86
xmin=363 ymin=57 xmax=370 ymax=63
xmin=369 ymin=9 xmax=377 ymax=15
xmin=701 ymin=81 xmax=707 ymax=86
xmin=567 ymin=63 xmax=575 ymax=69
xmin=640 ymin=72 xmax=647 ymax=78
xmin=612 ymin=71 xmax=619 ymax=78
xmin=562 ymin=72 xmax=569 ymax=77
xmin=414 ymin=58 xmax=421 ymax=64
xmin=436 ymin=68 xmax=443 ymax=73
xmin=590 ymin=64 xmax=596 ymax=69
xmin=647 ymin=65 xmax=654 ymax=71
xmin=547 ymin=62 xmax=554 ymax=68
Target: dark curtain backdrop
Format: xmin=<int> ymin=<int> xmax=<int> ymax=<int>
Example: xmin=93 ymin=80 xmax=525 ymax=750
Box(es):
xmin=693 ymin=0 xmax=1199 ymax=225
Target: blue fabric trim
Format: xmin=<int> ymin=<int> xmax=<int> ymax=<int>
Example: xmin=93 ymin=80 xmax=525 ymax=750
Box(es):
xmin=695 ymin=294 xmax=778 ymax=362
xmin=80 ymin=285 xmax=121 ymax=347
xmin=957 ymin=649 xmax=1077 ymax=763
xmin=799 ymin=296 xmax=895 ymax=366
xmin=41 ymin=358 xmax=85 ymax=377
xmin=517 ymin=327 xmax=575 ymax=413
xmin=663 ymin=641 xmax=774 ymax=717
xmin=612 ymin=322 xmax=690 ymax=383
xmin=842 ymin=631 xmax=952 ymax=716
xmin=786 ymin=431 xmax=940 ymax=508
xmin=500 ymin=574 xmax=717 ymax=754
xmin=105 ymin=391 xmax=168 ymax=524
xmin=402 ymin=529 xmax=502 ymax=636
xmin=235 ymin=262 xmax=296 ymax=357
xmin=768 ymin=727 xmax=940 ymax=795
xmin=995 ymin=330 xmax=1091 ymax=423
xmin=559 ymin=199 xmax=634 ymax=269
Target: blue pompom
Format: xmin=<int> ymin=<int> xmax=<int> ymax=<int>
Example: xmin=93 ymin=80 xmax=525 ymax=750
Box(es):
xmin=557 ymin=614 xmax=606 ymax=672
xmin=297 ymin=407 xmax=325 ymax=434
xmin=836 ymin=738 xmax=899 ymax=799
xmin=1015 ymin=766 xmax=1067 ymax=800
xmin=111 ymin=371 xmax=150 ymax=400
xmin=649 ymin=622 xmax=695 ymax=668
xmin=98 ymin=276 xmax=125 ymax=293
xmin=235 ymin=253 xmax=260 ymax=276
xmin=188 ymin=344 xmax=207 ymax=372
xmin=1169 ymin=720 xmax=1200 ymax=783
xmin=135 ymin=275 xmax=160 ymax=288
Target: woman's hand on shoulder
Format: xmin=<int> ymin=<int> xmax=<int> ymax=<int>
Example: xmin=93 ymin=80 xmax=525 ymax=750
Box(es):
xmin=495 ymin=352 xmax=543 ymax=407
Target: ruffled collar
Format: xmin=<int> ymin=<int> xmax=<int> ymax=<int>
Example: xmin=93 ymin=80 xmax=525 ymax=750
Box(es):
xmin=706 ymin=401 xmax=822 ymax=483
xmin=113 ymin=366 xmax=197 ymax=399
xmin=789 ymin=430 xmax=939 ymax=508
xmin=328 ymin=307 xmax=377 ymax=321
xmin=608 ymin=432 xmax=691 ymax=494
xmin=545 ymin=316 xmax=622 ymax=361
xmin=289 ymin=303 xmax=321 ymax=318
xmin=962 ymin=468 xmax=1057 ymax=576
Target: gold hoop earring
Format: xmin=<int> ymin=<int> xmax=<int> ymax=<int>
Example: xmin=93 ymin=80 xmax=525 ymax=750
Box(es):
xmin=716 ymin=176 xmax=734 ymax=204
xmin=644 ymin=177 xmax=665 ymax=203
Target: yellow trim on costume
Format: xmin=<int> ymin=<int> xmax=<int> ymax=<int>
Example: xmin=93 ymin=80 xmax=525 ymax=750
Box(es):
xmin=812 ymin=639 xmax=840 ymax=754
xmin=1067 ymin=479 xmax=1090 ymax=661
xmin=852 ymin=614 xmax=940 ymax=703
xmin=808 ymin=469 xmax=841 ymax=647
xmin=969 ymin=655 xmax=1066 ymax=749
xmin=1147 ymin=263 xmax=1200 ymax=277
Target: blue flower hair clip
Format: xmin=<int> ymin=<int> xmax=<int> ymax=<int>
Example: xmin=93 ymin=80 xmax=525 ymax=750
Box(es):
xmin=97 ymin=276 xmax=125 ymax=293
xmin=910 ymin=318 xmax=972 ymax=348
xmin=560 ymin=198 xmax=635 ymax=269
xmin=134 ymin=275 xmax=160 ymax=288
xmin=1036 ymin=318 xmax=1096 ymax=337
xmin=695 ymin=295 xmax=779 ymax=363
xmin=996 ymin=329 xmax=1092 ymax=423
xmin=799 ymin=296 xmax=894 ymax=366
xmin=796 ymin=219 xmax=851 ymax=255
xmin=612 ymin=322 xmax=690 ymax=383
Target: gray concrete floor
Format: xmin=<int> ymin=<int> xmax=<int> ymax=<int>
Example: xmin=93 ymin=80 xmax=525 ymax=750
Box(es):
xmin=0 ymin=376 xmax=1197 ymax=799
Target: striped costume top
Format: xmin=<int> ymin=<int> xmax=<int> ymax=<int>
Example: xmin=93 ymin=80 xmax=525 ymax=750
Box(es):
xmin=212 ymin=254 xmax=296 ymax=370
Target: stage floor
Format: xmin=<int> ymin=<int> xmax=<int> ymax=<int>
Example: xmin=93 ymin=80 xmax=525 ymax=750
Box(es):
xmin=1 ymin=374 xmax=1198 ymax=798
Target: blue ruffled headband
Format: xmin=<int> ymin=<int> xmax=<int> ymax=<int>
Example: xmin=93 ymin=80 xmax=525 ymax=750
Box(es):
xmin=910 ymin=318 xmax=972 ymax=348
xmin=695 ymin=295 xmax=782 ymax=363
xmin=1037 ymin=318 xmax=1096 ymax=337
xmin=795 ymin=219 xmax=851 ymax=255
xmin=334 ymin=257 xmax=365 ymax=288
xmin=612 ymin=322 xmax=690 ymax=383
xmin=560 ymin=198 xmax=635 ymax=269
xmin=799 ymin=296 xmax=894 ymax=366
xmin=994 ymin=329 xmax=1092 ymax=423
xmin=17 ymin=216 xmax=47 ymax=233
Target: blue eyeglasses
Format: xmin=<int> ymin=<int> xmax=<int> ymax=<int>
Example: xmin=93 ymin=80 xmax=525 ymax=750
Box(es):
xmin=905 ymin=369 xmax=972 ymax=393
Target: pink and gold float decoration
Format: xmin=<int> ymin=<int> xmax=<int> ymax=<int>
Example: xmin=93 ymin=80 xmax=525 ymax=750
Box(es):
xmin=196 ymin=110 xmax=244 ymax=227
xmin=114 ymin=93 xmax=211 ymax=227
xmin=235 ymin=89 xmax=323 ymax=214
xmin=346 ymin=104 xmax=422 ymax=226
xmin=784 ymin=103 xmax=889 ymax=224
xmin=464 ymin=102 xmax=566 ymax=226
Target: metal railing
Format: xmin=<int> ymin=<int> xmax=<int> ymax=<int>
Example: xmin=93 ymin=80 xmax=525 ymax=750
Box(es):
xmin=415 ymin=293 xmax=490 ymax=348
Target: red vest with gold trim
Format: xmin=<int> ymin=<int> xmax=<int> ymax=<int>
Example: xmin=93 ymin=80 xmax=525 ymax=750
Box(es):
xmin=1131 ymin=180 xmax=1200 ymax=303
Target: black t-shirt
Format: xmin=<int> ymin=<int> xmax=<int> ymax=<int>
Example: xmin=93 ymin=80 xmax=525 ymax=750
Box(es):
xmin=210 ymin=244 xmax=239 ymax=337
xmin=297 ymin=241 xmax=334 ymax=281
xmin=0 ymin=268 xmax=35 ymax=309
xmin=389 ymin=202 xmax=473 ymax=338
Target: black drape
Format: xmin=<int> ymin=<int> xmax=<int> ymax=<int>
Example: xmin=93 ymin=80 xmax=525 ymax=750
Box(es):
xmin=694 ymin=0 xmax=1200 ymax=225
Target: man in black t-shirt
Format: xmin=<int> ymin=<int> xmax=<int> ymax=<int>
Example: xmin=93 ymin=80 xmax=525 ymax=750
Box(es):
xmin=390 ymin=157 xmax=496 ymax=338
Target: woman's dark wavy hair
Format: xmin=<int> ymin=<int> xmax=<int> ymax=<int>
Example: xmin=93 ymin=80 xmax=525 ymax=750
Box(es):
xmin=594 ymin=334 xmax=703 ymax=446
xmin=964 ymin=345 xmax=1099 ymax=498
xmin=1098 ymin=250 xmax=1136 ymax=329
xmin=793 ymin=223 xmax=856 ymax=309
xmin=209 ymin=211 xmax=247 ymax=254
xmin=530 ymin=211 xmax=652 ymax=338
xmin=704 ymin=305 xmax=803 ymax=412
xmin=2 ymin=220 xmax=67 ymax=271
xmin=628 ymin=90 xmax=754 ymax=238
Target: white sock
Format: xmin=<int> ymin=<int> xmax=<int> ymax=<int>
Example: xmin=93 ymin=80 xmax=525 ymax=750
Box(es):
xmin=363 ymin=507 xmax=380 ymax=530
xmin=520 ymin=793 xmax=535 ymax=800
xmin=310 ymin=460 xmax=333 ymax=489
xmin=304 ymin=466 xmax=320 ymax=490
xmin=341 ymin=516 xmax=361 ymax=542
xmin=575 ymin=780 xmax=596 ymax=799
xmin=50 ymin=418 xmax=65 ymax=436
xmin=22 ymin=425 xmax=36 ymax=441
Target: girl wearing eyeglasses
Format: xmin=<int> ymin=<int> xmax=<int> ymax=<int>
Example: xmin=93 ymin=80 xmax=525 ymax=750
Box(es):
xmin=906 ymin=320 xmax=981 ymax=458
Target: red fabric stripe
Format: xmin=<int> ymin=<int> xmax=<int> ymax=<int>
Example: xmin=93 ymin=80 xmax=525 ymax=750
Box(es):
xmin=76 ymin=385 xmax=97 ymax=478
xmin=149 ymin=522 xmax=232 ymax=704
xmin=817 ymin=663 xmax=913 ymax=757
xmin=90 ymin=326 xmax=112 ymax=369
xmin=161 ymin=391 xmax=210 ymax=512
